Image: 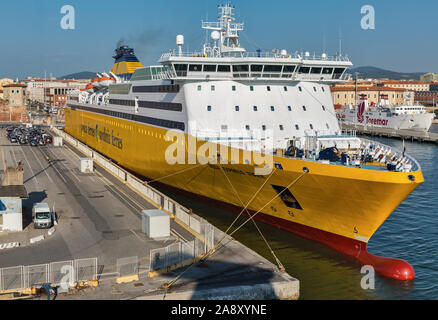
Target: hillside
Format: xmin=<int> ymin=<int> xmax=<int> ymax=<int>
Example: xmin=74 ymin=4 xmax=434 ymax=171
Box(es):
xmin=58 ymin=71 xmax=96 ymax=80
xmin=349 ymin=66 xmax=425 ymax=81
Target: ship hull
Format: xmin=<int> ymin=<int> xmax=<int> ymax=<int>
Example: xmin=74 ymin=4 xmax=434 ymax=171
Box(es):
xmin=65 ymin=105 xmax=423 ymax=280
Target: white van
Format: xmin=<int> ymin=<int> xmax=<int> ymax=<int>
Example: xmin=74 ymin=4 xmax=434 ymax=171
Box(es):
xmin=32 ymin=203 xmax=52 ymax=229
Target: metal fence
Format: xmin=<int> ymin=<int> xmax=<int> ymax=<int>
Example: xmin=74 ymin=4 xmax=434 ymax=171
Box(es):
xmin=75 ymin=258 xmax=98 ymax=282
xmin=149 ymin=221 xmax=215 ymax=272
xmin=25 ymin=264 xmax=49 ymax=288
xmin=116 ymin=256 xmax=138 ymax=277
xmin=0 ymin=257 xmax=97 ymax=292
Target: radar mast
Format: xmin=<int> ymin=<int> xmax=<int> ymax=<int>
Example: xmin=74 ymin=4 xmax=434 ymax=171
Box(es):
xmin=202 ymin=3 xmax=245 ymax=57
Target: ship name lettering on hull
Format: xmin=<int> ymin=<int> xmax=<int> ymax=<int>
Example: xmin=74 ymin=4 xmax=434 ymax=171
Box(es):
xmin=80 ymin=124 xmax=123 ymax=150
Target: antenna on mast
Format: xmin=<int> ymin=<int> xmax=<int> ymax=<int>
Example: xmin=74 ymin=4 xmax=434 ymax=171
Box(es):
xmin=338 ymin=27 xmax=342 ymax=57
xmin=322 ymin=31 xmax=326 ymax=55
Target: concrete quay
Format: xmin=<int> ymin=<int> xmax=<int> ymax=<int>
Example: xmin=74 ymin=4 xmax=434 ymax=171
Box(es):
xmin=340 ymin=122 xmax=438 ymax=143
xmin=0 ymin=124 xmax=299 ymax=300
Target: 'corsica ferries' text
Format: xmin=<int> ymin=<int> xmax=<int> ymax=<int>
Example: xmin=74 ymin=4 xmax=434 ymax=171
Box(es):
xmin=81 ymin=124 xmax=123 ymax=150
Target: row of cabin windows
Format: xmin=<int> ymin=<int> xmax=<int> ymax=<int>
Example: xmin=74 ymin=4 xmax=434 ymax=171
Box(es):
xmin=239 ymin=123 xmax=329 ymax=131
xmin=175 ymin=64 xmax=345 ymax=76
xmin=69 ymin=104 xmax=185 ymax=130
xmin=176 ymin=64 xmax=296 ymax=74
xmin=207 ymin=105 xmax=326 ymax=112
xmin=197 ymin=85 xmax=325 ymax=92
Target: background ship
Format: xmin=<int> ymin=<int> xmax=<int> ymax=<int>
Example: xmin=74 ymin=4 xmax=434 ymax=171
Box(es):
xmin=336 ymin=87 xmax=434 ymax=132
xmin=66 ymin=4 xmax=424 ymax=280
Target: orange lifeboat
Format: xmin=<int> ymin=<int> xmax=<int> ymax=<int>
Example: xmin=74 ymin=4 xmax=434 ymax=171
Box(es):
xmin=91 ymin=77 xmax=101 ymax=87
xmin=80 ymin=83 xmax=94 ymax=93
xmin=99 ymin=76 xmax=116 ymax=87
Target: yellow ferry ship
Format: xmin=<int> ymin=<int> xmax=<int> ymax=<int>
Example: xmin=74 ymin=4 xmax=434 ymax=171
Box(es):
xmin=66 ymin=4 xmax=423 ymax=280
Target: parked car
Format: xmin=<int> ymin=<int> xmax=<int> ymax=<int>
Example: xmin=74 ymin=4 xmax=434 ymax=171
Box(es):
xmin=43 ymin=134 xmax=53 ymax=144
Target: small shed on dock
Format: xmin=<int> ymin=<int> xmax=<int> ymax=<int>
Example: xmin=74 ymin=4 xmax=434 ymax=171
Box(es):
xmin=0 ymin=166 xmax=28 ymax=232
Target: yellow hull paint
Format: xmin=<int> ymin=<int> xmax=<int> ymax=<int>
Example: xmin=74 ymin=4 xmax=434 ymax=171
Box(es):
xmin=65 ymin=107 xmax=423 ymax=243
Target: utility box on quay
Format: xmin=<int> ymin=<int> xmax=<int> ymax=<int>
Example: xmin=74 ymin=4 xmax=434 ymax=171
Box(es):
xmin=53 ymin=136 xmax=63 ymax=147
xmin=79 ymin=158 xmax=93 ymax=173
xmin=141 ymin=209 xmax=170 ymax=238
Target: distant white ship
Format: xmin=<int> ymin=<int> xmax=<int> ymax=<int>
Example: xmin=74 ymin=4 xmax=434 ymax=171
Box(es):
xmin=337 ymin=93 xmax=434 ymax=131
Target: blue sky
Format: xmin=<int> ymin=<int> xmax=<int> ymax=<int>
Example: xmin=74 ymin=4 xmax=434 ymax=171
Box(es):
xmin=0 ymin=0 xmax=437 ymax=79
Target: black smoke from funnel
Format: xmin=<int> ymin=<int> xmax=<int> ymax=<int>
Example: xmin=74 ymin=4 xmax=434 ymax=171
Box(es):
xmin=116 ymin=29 xmax=167 ymax=55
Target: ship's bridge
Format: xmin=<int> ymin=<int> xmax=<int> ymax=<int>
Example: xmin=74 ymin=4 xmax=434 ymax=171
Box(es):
xmin=155 ymin=4 xmax=352 ymax=83
xmin=158 ymin=52 xmax=352 ymax=83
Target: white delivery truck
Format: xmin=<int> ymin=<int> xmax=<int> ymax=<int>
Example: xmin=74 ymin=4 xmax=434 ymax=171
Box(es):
xmin=32 ymin=203 xmax=53 ymax=229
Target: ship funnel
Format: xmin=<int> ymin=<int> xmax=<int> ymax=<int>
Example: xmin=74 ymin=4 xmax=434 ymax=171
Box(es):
xmin=111 ymin=45 xmax=143 ymax=80
xmin=359 ymin=94 xmax=370 ymax=111
xmin=176 ymin=35 xmax=184 ymax=57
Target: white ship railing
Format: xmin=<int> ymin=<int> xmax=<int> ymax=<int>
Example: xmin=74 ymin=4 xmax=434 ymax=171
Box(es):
xmin=159 ymin=51 xmax=351 ymax=62
xmin=360 ymin=137 xmax=421 ymax=172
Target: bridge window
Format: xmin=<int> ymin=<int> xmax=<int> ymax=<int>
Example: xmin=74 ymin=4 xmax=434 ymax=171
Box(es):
xmin=189 ymin=64 xmax=202 ymax=72
xmin=283 ymin=65 xmax=296 ymax=73
xmin=203 ymin=64 xmax=217 ymax=72
xmin=298 ymin=67 xmax=310 ymax=74
xmin=233 ymin=65 xmax=249 ymax=72
xmin=311 ymin=67 xmax=322 ymax=74
xmin=217 ymin=65 xmax=231 ymax=72
xmin=333 ymin=68 xmax=345 ymax=79
xmin=174 ymin=64 xmax=188 ymax=76
xmin=251 ymin=65 xmax=263 ymax=72
xmin=322 ymin=67 xmax=333 ymax=74
xmin=264 ymin=65 xmax=282 ymax=72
